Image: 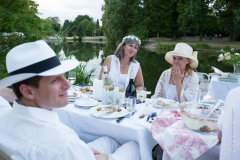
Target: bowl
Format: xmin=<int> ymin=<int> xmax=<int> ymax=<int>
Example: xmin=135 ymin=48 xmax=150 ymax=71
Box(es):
xmin=179 ymin=102 xmax=221 ymax=132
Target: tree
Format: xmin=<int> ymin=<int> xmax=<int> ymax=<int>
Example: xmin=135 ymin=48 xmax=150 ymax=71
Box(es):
xmin=177 ymin=0 xmax=216 ymax=41
xmin=214 ymin=0 xmax=240 ymax=41
xmin=47 ymin=17 xmax=61 ymax=34
xmin=0 ymin=0 xmax=46 ymax=79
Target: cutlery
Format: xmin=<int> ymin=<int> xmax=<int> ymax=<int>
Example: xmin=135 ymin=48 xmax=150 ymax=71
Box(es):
xmin=116 ymin=111 xmax=136 ymax=123
xmin=96 ymin=110 xmax=116 ymax=117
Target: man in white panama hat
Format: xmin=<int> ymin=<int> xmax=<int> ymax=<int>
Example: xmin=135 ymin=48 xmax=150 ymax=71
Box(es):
xmin=153 ymin=42 xmax=199 ymax=102
xmin=0 ymin=40 xmax=140 ymax=160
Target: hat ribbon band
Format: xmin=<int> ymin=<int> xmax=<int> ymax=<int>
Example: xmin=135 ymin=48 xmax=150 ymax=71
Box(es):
xmin=8 ymin=56 xmax=61 ymax=76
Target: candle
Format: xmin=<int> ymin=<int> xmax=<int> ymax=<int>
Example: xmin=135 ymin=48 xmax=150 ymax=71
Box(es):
xmin=93 ymin=79 xmax=102 ymax=100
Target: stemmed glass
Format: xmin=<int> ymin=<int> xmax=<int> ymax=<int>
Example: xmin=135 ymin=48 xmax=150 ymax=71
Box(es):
xmin=137 ymin=87 xmax=147 ymax=103
xmin=125 ymin=96 xmax=136 ymax=118
xmin=68 ymin=71 xmax=76 ymax=90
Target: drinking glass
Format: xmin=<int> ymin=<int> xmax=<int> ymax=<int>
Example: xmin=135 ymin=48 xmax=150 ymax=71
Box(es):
xmin=137 ymin=87 xmax=147 ymax=102
xmin=68 ymin=71 xmax=76 ymax=90
xmin=125 ymin=96 xmax=136 ymax=117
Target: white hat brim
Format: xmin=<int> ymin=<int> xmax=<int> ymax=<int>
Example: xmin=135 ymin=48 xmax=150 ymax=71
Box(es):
xmin=165 ymin=51 xmax=198 ymax=69
xmin=0 ymin=60 xmax=80 ymax=88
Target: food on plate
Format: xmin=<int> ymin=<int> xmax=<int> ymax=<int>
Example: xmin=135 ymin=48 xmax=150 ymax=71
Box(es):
xmin=139 ymin=114 xmax=145 ymax=119
xmin=97 ymin=107 xmax=102 ymax=111
xmin=119 ymin=88 xmax=126 ymax=92
xmin=117 ymin=108 xmax=122 ymax=112
xmin=79 ymin=86 xmax=93 ymax=92
xmin=156 ymin=100 xmax=171 ymax=107
xmin=68 ymin=91 xmax=78 ymax=97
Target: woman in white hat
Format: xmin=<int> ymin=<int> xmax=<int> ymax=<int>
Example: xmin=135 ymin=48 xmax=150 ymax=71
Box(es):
xmin=98 ymin=35 xmax=144 ymax=89
xmin=153 ymin=43 xmax=199 ymax=102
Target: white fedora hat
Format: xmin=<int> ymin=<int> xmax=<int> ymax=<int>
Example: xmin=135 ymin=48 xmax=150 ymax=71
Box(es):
xmin=165 ymin=42 xmax=198 ymax=69
xmin=0 ymin=40 xmax=80 ymax=88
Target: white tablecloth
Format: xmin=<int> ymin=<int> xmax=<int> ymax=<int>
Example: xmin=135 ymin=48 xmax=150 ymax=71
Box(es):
xmin=54 ymin=103 xmax=158 ymax=160
xmin=208 ymin=77 xmax=240 ymax=100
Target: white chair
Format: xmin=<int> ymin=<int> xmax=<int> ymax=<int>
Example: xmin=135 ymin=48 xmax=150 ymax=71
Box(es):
xmin=196 ymin=72 xmax=210 ymax=92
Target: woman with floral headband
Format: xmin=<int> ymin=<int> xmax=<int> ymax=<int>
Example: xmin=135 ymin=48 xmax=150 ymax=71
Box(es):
xmin=153 ymin=43 xmax=199 ymax=102
xmin=98 ymin=35 xmax=144 ymax=89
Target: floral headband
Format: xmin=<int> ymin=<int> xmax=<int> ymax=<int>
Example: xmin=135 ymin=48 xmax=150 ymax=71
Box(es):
xmin=122 ymin=35 xmax=141 ymax=45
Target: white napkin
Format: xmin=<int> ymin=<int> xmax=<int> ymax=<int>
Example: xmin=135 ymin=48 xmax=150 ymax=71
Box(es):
xmin=212 ymin=66 xmax=228 ymax=77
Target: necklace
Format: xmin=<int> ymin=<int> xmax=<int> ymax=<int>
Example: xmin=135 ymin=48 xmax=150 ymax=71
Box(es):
xmin=120 ymin=64 xmax=129 ymax=68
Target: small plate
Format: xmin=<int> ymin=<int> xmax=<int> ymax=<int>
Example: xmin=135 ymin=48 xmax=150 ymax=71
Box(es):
xmin=68 ymin=90 xmax=81 ymax=99
xmin=74 ymin=99 xmax=98 ymax=108
xmin=153 ymin=98 xmax=178 ymax=108
xmin=89 ymin=105 xmax=130 ymax=118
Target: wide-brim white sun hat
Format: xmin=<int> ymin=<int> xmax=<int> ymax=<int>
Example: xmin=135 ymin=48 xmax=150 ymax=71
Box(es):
xmin=165 ymin=42 xmax=198 ymax=69
xmin=0 ymin=40 xmax=80 ymax=88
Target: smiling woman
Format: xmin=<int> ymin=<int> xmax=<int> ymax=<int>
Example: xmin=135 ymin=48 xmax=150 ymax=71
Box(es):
xmin=98 ymin=35 xmax=144 ymax=90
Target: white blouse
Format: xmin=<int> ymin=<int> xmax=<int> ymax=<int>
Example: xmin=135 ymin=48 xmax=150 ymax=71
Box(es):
xmin=165 ymin=84 xmax=178 ymax=101
xmin=153 ymin=68 xmax=199 ymax=102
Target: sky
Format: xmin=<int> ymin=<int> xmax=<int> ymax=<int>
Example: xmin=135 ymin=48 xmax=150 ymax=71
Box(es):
xmin=34 ymin=0 xmax=105 ymax=25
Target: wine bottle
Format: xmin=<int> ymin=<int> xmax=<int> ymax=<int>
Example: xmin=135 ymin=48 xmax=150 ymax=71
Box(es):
xmin=125 ymin=70 xmax=136 ymax=98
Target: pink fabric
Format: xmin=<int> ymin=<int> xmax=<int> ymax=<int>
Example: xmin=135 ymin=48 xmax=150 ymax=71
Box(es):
xmin=151 ymin=110 xmax=218 ymax=160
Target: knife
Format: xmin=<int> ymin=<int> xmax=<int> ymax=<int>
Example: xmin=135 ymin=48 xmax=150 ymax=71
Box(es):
xmin=116 ymin=111 xmax=135 ymax=123
xmin=96 ymin=110 xmax=116 ymax=117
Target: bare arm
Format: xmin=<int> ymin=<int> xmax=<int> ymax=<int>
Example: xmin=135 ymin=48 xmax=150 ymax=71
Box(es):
xmin=98 ymin=56 xmax=112 ymax=80
xmin=135 ymin=66 xmax=144 ymax=89
xmin=0 ymin=88 xmax=17 ymax=102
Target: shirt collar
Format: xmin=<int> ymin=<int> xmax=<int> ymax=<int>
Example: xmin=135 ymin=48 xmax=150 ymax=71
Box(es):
xmin=12 ymin=101 xmax=61 ymax=126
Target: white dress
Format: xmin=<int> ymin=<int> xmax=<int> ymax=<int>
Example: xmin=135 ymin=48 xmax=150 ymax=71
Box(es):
xmin=153 ymin=68 xmax=199 ymax=102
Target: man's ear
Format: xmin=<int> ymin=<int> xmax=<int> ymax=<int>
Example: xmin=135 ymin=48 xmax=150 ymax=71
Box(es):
xmin=19 ymin=84 xmax=35 ymax=99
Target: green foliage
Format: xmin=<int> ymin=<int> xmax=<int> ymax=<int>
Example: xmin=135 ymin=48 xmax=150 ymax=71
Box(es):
xmin=72 ymin=64 xmax=97 ymax=85
xmin=217 ymin=48 xmax=240 ymax=65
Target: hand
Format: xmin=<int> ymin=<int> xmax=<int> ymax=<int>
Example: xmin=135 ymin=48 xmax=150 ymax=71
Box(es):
xmin=90 ymin=148 xmax=100 ymax=155
xmin=94 ymin=153 xmax=108 ymax=160
xmin=171 ymin=65 xmax=184 ymax=84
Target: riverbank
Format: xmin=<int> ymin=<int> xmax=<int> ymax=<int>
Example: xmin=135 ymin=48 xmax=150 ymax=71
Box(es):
xmin=142 ymin=37 xmax=240 ymax=52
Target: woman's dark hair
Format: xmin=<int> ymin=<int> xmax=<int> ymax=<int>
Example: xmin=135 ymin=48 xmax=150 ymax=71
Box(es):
xmin=12 ymin=76 xmax=42 ymax=99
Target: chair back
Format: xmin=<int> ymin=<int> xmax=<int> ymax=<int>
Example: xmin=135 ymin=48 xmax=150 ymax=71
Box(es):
xmin=220 ymin=87 xmax=240 ymax=159
xmin=196 ymin=72 xmax=210 ymax=92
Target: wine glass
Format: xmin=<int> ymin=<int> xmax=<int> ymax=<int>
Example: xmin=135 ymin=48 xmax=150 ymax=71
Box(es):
xmin=68 ymin=71 xmax=76 ymax=90
xmin=125 ymin=96 xmax=136 ymax=118
xmin=137 ymin=87 xmax=147 ymax=103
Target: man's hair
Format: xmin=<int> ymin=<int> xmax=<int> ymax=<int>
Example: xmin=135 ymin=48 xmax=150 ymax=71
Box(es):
xmin=12 ymin=76 xmax=42 ymax=99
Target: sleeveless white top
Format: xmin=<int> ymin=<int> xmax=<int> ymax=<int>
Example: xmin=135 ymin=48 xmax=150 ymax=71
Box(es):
xmin=165 ymin=84 xmax=178 ymax=101
xmin=119 ymin=74 xmax=127 ymax=89
xmin=109 ymin=55 xmax=140 ymax=89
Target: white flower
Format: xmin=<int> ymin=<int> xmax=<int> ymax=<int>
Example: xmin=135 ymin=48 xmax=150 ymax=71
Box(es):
xmin=235 ymin=53 xmax=240 ymax=56
xmin=220 ymin=49 xmax=224 ymax=52
xmin=224 ymin=53 xmax=231 ymax=60
xmin=231 ymin=48 xmax=234 ymax=52
xmin=218 ymin=54 xmax=224 ymax=61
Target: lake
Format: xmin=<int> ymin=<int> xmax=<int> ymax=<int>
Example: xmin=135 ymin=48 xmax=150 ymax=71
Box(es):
xmin=49 ymin=41 xmax=232 ymax=96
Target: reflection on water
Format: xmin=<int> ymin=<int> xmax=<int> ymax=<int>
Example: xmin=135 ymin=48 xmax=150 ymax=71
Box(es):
xmin=49 ymin=41 xmax=232 ymax=96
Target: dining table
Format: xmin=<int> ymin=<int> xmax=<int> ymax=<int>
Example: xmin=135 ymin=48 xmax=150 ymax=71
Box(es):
xmin=54 ymin=89 xmax=221 ymax=160
xmin=208 ymin=76 xmax=240 ymax=100
xmin=53 ymin=93 xmax=158 ymax=160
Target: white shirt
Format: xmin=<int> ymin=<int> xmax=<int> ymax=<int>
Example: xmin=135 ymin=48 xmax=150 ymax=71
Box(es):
xmin=0 ymin=96 xmax=12 ymax=115
xmin=0 ymin=101 xmax=95 ymax=160
xmin=165 ymin=84 xmax=178 ymax=100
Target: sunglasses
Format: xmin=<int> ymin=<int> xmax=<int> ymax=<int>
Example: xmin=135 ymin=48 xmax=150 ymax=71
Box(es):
xmin=147 ymin=112 xmax=157 ymax=123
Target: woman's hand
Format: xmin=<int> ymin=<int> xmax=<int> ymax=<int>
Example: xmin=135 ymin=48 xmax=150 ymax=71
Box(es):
xmin=171 ymin=65 xmax=184 ymax=84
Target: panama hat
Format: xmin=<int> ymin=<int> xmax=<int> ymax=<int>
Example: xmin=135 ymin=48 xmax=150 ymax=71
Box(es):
xmin=165 ymin=43 xmax=198 ymax=69
xmin=0 ymin=40 xmax=80 ymax=88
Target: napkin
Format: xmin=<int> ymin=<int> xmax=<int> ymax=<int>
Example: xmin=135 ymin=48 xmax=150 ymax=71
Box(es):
xmin=151 ymin=111 xmax=218 ymax=160
xmin=212 ymin=66 xmax=228 ymax=77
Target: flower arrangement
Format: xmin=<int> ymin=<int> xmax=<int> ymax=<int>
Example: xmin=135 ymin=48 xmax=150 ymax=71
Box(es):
xmin=217 ymin=48 xmax=240 ymax=65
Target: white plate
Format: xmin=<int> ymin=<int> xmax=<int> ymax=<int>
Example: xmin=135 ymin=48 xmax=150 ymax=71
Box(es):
xmin=153 ymin=98 xmax=179 ymax=108
xmin=89 ymin=105 xmax=130 ymax=118
xmin=218 ymin=77 xmax=239 ymax=82
xmin=74 ymin=99 xmax=98 ymax=108
xmin=68 ymin=90 xmax=81 ymax=99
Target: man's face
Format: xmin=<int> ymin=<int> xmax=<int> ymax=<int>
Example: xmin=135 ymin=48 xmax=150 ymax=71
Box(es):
xmin=30 ymin=73 xmax=70 ymax=110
